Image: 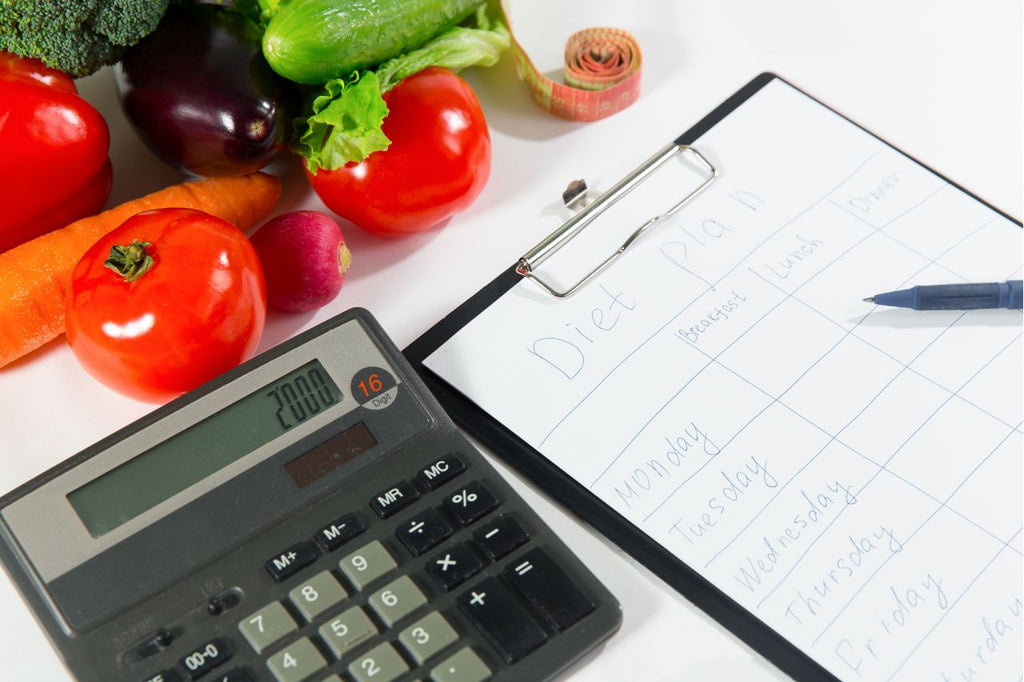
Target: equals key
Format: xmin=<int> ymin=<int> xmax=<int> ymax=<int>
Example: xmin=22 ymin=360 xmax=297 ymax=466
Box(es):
xmin=506 ymin=547 xmax=595 ymax=631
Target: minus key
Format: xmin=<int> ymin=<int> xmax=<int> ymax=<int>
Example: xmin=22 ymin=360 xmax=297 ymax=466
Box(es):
xmin=473 ymin=514 xmax=530 ymax=560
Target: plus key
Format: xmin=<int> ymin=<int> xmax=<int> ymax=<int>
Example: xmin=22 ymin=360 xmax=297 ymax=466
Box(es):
xmin=456 ymin=577 xmax=547 ymax=663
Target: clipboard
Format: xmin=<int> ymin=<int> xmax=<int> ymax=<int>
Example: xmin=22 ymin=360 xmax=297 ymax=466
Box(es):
xmin=403 ymin=72 xmax=1023 ymax=681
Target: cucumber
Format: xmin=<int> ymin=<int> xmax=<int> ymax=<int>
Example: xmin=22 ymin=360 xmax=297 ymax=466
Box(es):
xmin=262 ymin=0 xmax=484 ymax=84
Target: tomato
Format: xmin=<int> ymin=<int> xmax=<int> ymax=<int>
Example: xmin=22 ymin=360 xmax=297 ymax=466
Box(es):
xmin=66 ymin=208 xmax=267 ymax=403
xmin=305 ymin=67 xmax=491 ymax=236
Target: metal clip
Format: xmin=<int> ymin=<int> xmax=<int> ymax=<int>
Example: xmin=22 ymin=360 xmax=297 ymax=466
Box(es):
xmin=516 ymin=144 xmax=718 ymax=298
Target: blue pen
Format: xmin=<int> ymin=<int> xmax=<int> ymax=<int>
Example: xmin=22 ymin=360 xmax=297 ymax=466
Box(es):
xmin=864 ymin=280 xmax=1023 ymax=310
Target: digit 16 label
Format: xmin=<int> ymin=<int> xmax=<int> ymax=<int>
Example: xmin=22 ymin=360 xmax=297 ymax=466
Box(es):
xmin=351 ymin=367 xmax=398 ymax=410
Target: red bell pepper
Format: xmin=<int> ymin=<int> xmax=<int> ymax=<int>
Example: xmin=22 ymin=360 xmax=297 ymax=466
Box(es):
xmin=0 ymin=51 xmax=112 ymax=253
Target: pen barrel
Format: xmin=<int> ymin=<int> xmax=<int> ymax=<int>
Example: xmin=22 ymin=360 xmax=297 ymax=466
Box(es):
xmin=915 ymin=281 xmax=1023 ymax=310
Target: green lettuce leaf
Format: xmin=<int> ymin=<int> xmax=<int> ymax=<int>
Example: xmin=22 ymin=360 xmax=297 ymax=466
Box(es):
xmin=376 ymin=5 xmax=510 ymax=92
xmin=293 ymin=5 xmax=510 ymax=173
xmin=295 ymin=71 xmax=391 ymax=174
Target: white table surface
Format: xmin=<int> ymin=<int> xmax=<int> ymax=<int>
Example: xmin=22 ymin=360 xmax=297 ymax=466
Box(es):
xmin=1 ymin=1 xmax=1020 ymax=680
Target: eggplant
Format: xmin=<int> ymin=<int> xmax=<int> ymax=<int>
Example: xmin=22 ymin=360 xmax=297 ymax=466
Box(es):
xmin=115 ymin=4 xmax=297 ymax=177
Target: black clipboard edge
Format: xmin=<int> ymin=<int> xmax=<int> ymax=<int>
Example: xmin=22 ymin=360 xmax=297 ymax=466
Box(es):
xmin=403 ymin=71 xmax=1021 ymax=681
xmin=405 ymin=72 xmax=841 ymax=681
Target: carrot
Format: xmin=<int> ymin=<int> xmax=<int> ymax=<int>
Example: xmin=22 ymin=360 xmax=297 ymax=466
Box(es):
xmin=0 ymin=172 xmax=281 ymax=368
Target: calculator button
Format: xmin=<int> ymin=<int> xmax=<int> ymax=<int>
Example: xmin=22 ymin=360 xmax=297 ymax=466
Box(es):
xmin=339 ymin=540 xmax=398 ymax=590
xmin=457 ymin=578 xmax=547 ymax=664
xmin=399 ymin=611 xmax=460 ymax=665
xmin=178 ymin=638 xmax=233 ymax=680
xmin=318 ymin=606 xmax=378 ymax=658
xmin=443 ymin=481 xmax=499 ymax=526
xmin=141 ymin=670 xmax=181 ymax=682
xmin=473 ymin=514 xmax=530 ymax=561
xmin=265 ymin=541 xmax=319 ymax=582
xmin=348 ymin=642 xmax=409 ymax=682
xmin=397 ymin=508 xmax=454 ymax=556
xmin=417 ymin=453 xmax=467 ymax=490
xmin=266 ymin=638 xmax=326 ymax=682
xmin=289 ymin=570 xmax=349 ymax=621
xmin=212 ymin=670 xmax=254 ymax=682
xmin=368 ymin=574 xmax=428 ymax=626
xmin=238 ymin=602 xmax=298 ymax=654
xmin=426 ymin=542 xmax=484 ymax=592
xmin=313 ymin=512 xmax=365 ymax=552
xmin=506 ymin=547 xmax=595 ymax=631
xmin=369 ymin=480 xmax=419 ymax=518
xmin=430 ymin=647 xmax=492 ymax=682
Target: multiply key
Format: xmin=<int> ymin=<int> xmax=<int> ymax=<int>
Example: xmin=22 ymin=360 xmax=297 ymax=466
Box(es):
xmin=426 ymin=542 xmax=483 ymax=591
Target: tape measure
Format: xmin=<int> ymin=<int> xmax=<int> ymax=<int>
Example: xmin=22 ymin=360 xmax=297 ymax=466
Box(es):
xmin=502 ymin=2 xmax=642 ymax=122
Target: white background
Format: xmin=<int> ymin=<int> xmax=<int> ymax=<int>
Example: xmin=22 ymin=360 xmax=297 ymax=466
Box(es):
xmin=0 ymin=1 xmax=1020 ymax=680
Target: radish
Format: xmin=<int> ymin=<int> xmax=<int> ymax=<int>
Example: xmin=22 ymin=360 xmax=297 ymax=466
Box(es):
xmin=250 ymin=210 xmax=351 ymax=312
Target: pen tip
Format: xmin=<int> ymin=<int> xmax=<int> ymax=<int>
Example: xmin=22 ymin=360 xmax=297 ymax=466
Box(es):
xmin=863 ymin=296 xmax=875 ymax=303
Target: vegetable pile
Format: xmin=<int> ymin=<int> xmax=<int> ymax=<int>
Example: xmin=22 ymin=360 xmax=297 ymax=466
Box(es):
xmin=0 ymin=0 xmax=513 ymax=401
xmin=248 ymin=0 xmax=510 ymax=234
xmin=0 ymin=173 xmax=281 ymax=370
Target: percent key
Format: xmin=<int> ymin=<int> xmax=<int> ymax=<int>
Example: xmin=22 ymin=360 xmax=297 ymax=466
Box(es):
xmin=444 ymin=481 xmax=499 ymax=526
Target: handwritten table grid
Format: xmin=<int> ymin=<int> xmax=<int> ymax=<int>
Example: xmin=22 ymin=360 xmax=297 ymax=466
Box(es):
xmin=556 ymin=154 xmax=1023 ymax=662
xmin=641 ymin=177 xmax=1015 ymax=670
xmin=424 ymin=78 xmax=1023 ymax=681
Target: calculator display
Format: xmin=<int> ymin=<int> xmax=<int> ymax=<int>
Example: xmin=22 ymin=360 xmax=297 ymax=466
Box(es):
xmin=67 ymin=359 xmax=343 ymax=538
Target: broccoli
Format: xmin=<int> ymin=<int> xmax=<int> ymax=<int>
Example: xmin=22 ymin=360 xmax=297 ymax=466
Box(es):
xmin=0 ymin=0 xmax=170 ymax=77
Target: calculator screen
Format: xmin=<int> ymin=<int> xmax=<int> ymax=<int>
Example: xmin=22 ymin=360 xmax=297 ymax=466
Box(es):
xmin=67 ymin=359 xmax=344 ymax=538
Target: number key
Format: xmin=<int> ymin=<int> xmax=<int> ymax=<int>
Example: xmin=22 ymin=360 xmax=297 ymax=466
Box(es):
xmin=178 ymin=638 xmax=232 ymax=680
xmin=398 ymin=611 xmax=459 ymax=665
xmin=238 ymin=602 xmax=297 ymax=654
xmin=266 ymin=638 xmax=326 ymax=682
xmin=288 ymin=570 xmax=348 ymax=621
xmin=339 ymin=540 xmax=398 ymax=590
xmin=368 ymin=575 xmax=427 ymax=626
xmin=348 ymin=642 xmax=408 ymax=682
xmin=318 ymin=606 xmax=378 ymax=658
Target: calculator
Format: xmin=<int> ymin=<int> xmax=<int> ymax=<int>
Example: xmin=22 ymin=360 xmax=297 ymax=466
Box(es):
xmin=0 ymin=308 xmax=621 ymax=682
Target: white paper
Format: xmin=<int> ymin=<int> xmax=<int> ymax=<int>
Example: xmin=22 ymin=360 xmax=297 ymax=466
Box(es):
xmin=424 ymin=78 xmax=1023 ymax=681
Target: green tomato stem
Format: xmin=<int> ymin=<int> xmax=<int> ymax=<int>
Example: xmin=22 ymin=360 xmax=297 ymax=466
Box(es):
xmin=104 ymin=240 xmax=154 ymax=282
